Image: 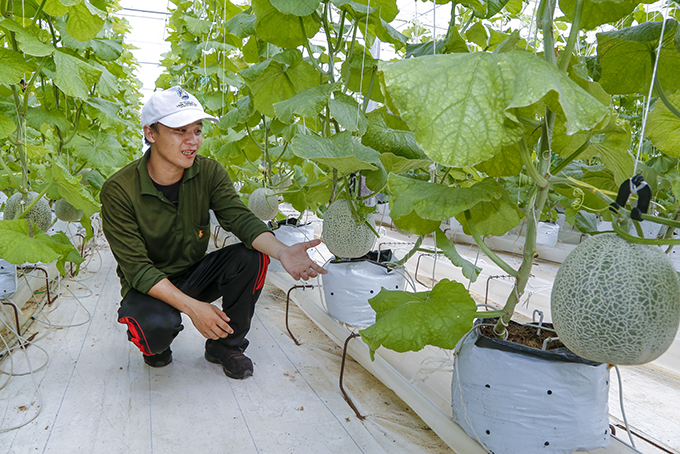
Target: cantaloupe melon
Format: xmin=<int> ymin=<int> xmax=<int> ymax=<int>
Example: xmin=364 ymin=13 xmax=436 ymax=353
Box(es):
xmin=54 ymin=198 xmax=84 ymax=222
xmin=4 ymin=191 xmax=52 ymax=232
xmin=322 ymin=199 xmax=376 ymax=259
xmin=551 ymin=233 xmax=680 ymax=365
xmin=248 ymin=187 xmax=279 ymax=221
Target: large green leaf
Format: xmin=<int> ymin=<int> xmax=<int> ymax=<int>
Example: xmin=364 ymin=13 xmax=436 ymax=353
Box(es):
xmin=54 ymin=50 xmax=102 ymax=100
xmin=362 ymin=111 xmax=428 ymax=160
xmin=381 ymin=51 xmax=608 ymax=168
xmin=0 ymin=48 xmax=35 ymax=85
xmin=273 ymin=82 xmax=340 ymax=123
xmin=183 ymin=15 xmax=212 ymax=35
xmin=388 ymin=174 xmax=524 ymax=236
xmin=67 ymin=130 xmax=127 ymax=171
xmin=27 ymin=107 xmax=70 ymax=132
xmin=66 ymin=1 xmax=105 ymax=41
xmin=328 ymin=92 xmax=368 ymax=135
xmin=270 ymin=0 xmax=321 ymax=16
xmin=560 ymin=0 xmax=656 ymax=30
xmin=360 ymin=279 xmax=478 ymax=356
xmin=242 ymin=50 xmax=321 ymax=118
xmin=0 ymin=19 xmax=54 ymax=57
xmin=597 ymin=20 xmax=680 ymax=95
xmin=0 ymin=113 xmax=17 ymax=139
xmin=0 ymin=219 xmax=62 ymax=265
xmin=225 ymin=12 xmax=256 ymax=38
xmin=379 ymin=153 xmax=431 ymax=175
xmin=646 ymin=92 xmax=680 ymax=158
xmin=252 ymin=0 xmax=321 ymax=49
xmin=291 ymin=131 xmax=381 ymax=175
xmin=43 ymin=0 xmax=71 ymax=16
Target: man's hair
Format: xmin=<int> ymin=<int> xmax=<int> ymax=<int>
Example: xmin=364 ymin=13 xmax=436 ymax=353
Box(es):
xmin=144 ymin=123 xmax=159 ymax=147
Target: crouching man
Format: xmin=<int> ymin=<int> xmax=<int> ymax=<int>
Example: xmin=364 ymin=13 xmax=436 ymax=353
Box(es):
xmin=100 ymin=86 xmax=326 ymax=379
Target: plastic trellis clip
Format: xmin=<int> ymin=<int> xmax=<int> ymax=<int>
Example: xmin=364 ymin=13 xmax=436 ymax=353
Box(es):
xmin=609 ymin=174 xmax=652 ymax=221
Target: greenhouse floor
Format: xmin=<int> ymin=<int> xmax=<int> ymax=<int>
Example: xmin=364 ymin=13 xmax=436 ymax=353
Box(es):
xmin=0 ymin=236 xmax=449 ymax=454
xmin=1 ymin=222 xmax=679 ymax=454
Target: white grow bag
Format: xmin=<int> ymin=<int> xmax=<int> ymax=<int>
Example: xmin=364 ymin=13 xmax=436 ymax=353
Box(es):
xmin=321 ymin=252 xmax=406 ymax=327
xmin=451 ymin=323 xmax=610 ymax=454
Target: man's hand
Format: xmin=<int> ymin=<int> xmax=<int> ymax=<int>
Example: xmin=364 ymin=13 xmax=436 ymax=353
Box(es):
xmin=184 ymin=301 xmax=234 ymax=340
xmin=148 ymin=278 xmax=233 ymax=340
xmin=279 ymin=239 xmax=328 ymax=281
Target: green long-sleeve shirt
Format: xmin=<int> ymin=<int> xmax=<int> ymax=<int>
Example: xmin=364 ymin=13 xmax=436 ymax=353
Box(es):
xmin=100 ymin=151 xmax=271 ymax=298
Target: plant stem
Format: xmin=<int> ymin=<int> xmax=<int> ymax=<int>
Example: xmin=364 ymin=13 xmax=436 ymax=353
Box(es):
xmin=557 ymin=0 xmax=582 ymax=73
xmin=612 ymin=216 xmax=680 ymax=245
xmin=464 ymin=210 xmax=517 ymax=277
xmin=654 ymin=75 xmax=680 ymax=120
xmin=551 ymin=137 xmax=591 ymax=175
xmin=394 ymin=235 xmax=424 ymax=265
xmin=518 ymin=132 xmax=548 ymax=188
xmin=16 ymin=181 xmax=55 ymax=220
xmin=300 ymin=17 xmax=329 ymax=77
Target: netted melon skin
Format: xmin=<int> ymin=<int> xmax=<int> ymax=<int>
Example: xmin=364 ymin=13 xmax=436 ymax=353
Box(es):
xmin=322 ymin=199 xmax=376 ymax=259
xmin=4 ymin=191 xmax=52 ymax=232
xmin=54 ymin=198 xmax=84 ymax=222
xmin=551 ymin=233 xmax=680 ymax=365
xmin=248 ymin=188 xmax=279 ymax=221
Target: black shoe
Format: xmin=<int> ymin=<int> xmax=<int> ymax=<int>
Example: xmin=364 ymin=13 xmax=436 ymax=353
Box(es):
xmin=143 ymin=348 xmax=172 ymax=367
xmin=205 ymin=341 xmax=253 ymax=379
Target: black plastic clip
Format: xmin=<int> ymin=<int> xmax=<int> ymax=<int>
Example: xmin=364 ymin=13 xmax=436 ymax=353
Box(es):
xmin=609 ymin=174 xmax=652 ymax=221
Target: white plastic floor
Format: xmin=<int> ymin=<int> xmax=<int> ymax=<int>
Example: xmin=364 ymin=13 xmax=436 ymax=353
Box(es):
xmin=0 ymin=238 xmax=449 ymax=454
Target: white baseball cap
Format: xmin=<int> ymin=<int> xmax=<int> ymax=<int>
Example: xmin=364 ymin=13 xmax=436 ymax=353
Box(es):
xmin=141 ymin=86 xmax=218 ymax=128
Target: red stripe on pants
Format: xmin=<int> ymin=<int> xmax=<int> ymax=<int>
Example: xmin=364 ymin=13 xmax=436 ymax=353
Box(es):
xmin=119 ymin=316 xmax=152 ymax=355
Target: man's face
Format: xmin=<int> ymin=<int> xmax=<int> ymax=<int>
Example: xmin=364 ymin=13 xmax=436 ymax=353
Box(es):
xmin=144 ymin=120 xmax=204 ymax=171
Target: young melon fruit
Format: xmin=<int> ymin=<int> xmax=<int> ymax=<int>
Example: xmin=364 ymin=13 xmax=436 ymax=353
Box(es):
xmin=3 ymin=191 xmax=53 ymax=232
xmin=54 ymin=198 xmax=84 ymax=222
xmin=322 ymin=199 xmax=376 ymax=259
xmin=248 ymin=187 xmax=279 ymax=221
xmin=551 ymin=233 xmax=680 ymax=365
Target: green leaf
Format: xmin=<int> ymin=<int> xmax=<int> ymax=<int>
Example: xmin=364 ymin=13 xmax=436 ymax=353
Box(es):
xmin=49 ymin=230 xmax=86 ymax=276
xmin=435 ymin=229 xmax=481 ymax=282
xmin=388 ymin=175 xmax=524 ymax=236
xmin=242 ymin=50 xmax=323 ymax=118
xmin=560 ymin=0 xmax=656 ymax=30
xmin=330 ymin=0 xmax=378 ymax=15
xmin=252 ymin=0 xmax=321 ymax=49
xmin=50 ymin=156 xmax=100 ymax=218
xmin=0 ymin=219 xmax=60 ymax=265
xmin=27 ymin=107 xmax=70 ymax=132
xmin=66 ymin=2 xmax=105 ymax=41
xmin=359 ymin=279 xmax=478 ymax=356
xmin=0 ymin=19 xmax=54 ymax=57
xmin=270 ymin=0 xmax=321 ymax=16
xmin=597 ymin=20 xmax=680 ymax=95
xmin=0 ymin=113 xmax=17 ymax=139
xmin=381 ymin=51 xmax=608 ymax=168
xmin=91 ymin=38 xmax=123 ymax=61
xmin=379 ymin=153 xmax=431 ymax=175
xmin=183 ymin=15 xmax=212 ymax=35
xmin=474 ymin=141 xmax=524 ymax=177
xmin=362 ymin=110 xmax=428 ymax=159
xmin=291 ymin=131 xmax=381 ymax=175
xmin=552 ymin=112 xmax=634 ymax=185
xmin=646 ymin=92 xmax=680 ymax=158
xmin=273 ymin=82 xmax=340 ymax=123
xmin=465 ymin=21 xmax=488 ymax=48
xmin=67 ymin=130 xmax=127 ymax=171
xmin=0 ymin=48 xmax=35 ymax=85
xmin=225 ymin=12 xmax=256 ymax=38
xmin=54 ymin=50 xmax=102 ymax=100
xmin=43 ymin=0 xmax=71 ymax=16
xmin=328 ymin=92 xmax=368 ymax=135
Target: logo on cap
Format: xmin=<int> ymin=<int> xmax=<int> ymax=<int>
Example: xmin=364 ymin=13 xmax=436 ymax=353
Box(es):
xmin=177 ymin=87 xmax=190 ymax=100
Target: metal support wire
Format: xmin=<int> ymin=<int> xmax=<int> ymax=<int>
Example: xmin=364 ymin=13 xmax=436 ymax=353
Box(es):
xmin=339 ymin=332 xmax=364 ymax=420
xmin=285 ymin=284 xmax=314 ymax=345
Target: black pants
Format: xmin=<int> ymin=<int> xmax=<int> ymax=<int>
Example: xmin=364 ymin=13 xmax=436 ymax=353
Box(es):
xmin=117 ymin=244 xmax=270 ymax=355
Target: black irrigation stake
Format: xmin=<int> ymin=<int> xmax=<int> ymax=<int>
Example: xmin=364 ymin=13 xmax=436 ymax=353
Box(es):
xmin=339 ymin=332 xmax=365 ymax=421
xmin=285 ymin=284 xmax=314 ymax=346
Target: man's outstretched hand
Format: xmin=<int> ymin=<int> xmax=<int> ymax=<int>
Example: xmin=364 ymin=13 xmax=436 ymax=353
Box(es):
xmin=278 ymin=239 xmax=327 ymax=281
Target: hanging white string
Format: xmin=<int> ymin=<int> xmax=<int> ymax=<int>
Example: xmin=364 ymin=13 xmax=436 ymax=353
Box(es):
xmin=356 ymin=0 xmax=371 ymax=127
xmin=222 ymin=0 xmax=227 ymax=109
xmin=526 ymin=0 xmax=540 ymax=52
xmin=633 ymin=1 xmax=672 ymax=176
xmin=432 ymin=1 xmax=436 ymax=55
